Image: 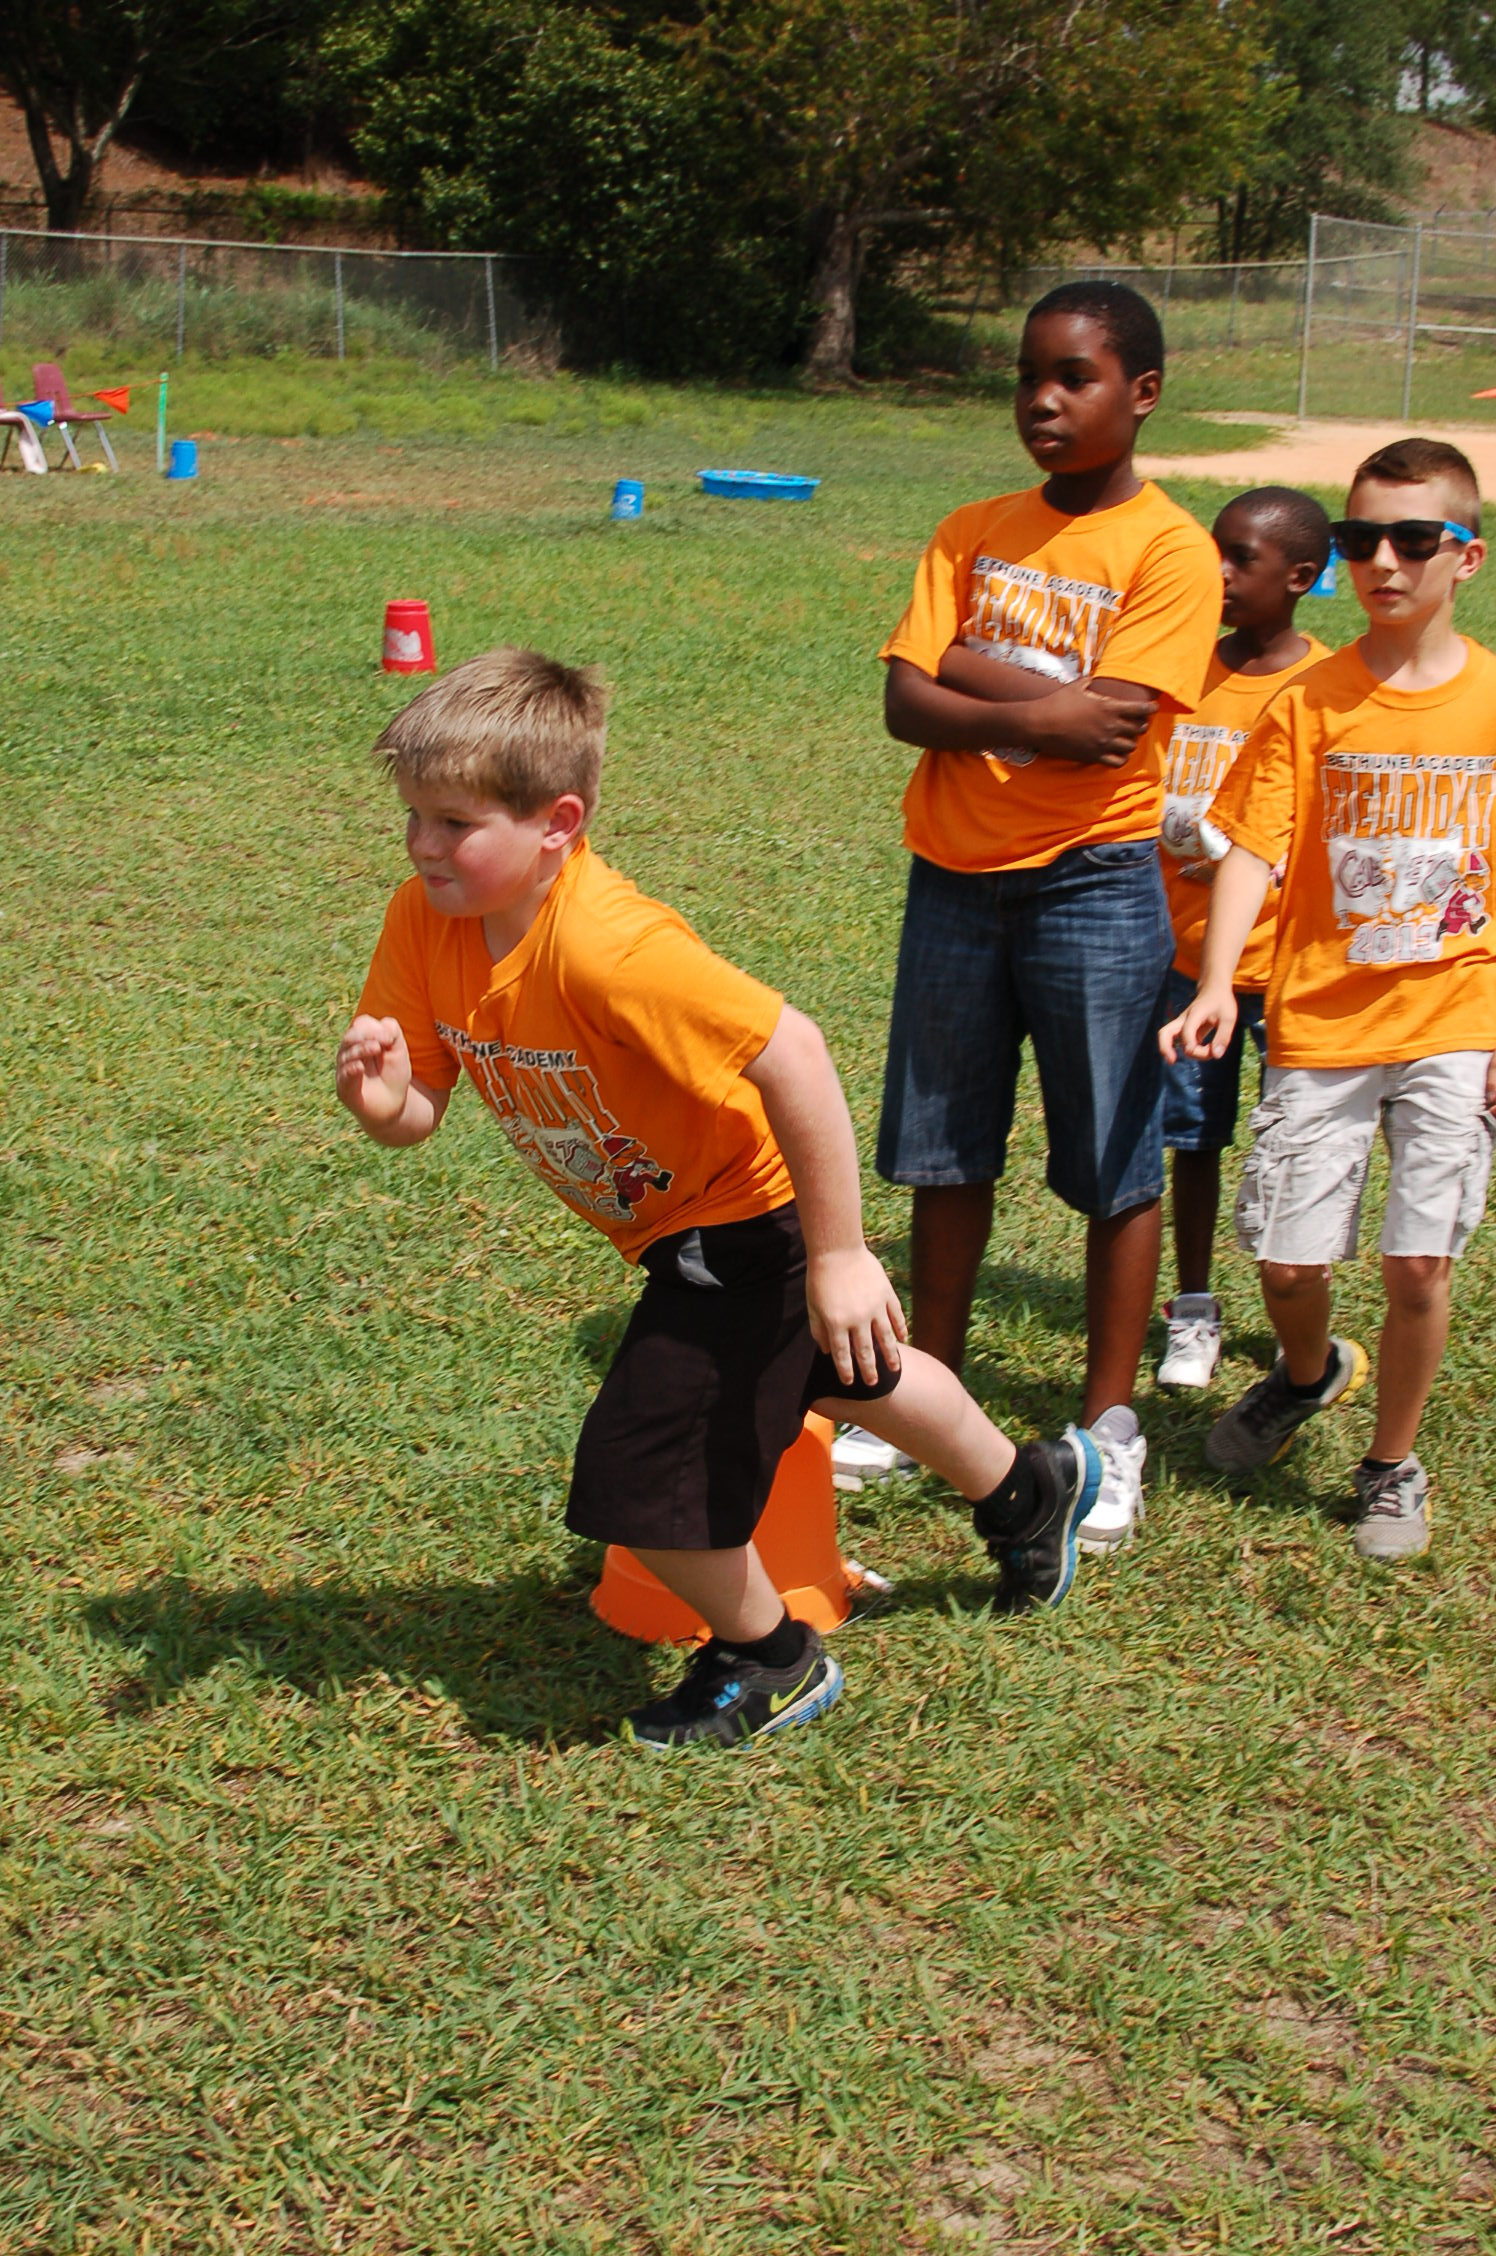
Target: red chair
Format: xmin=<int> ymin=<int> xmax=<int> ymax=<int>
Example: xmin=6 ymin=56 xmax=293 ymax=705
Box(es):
xmin=31 ymin=362 xmax=119 ymax=471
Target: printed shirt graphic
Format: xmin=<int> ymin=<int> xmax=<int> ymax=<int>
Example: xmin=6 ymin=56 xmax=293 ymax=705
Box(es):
xmin=881 ymin=481 xmax=1221 ymax=872
xmin=1151 ymin=638 xmax=1328 ymax=988
xmin=1207 ymin=639 xmax=1496 ymax=1068
xmin=358 ymin=841 xmax=794 ymax=1261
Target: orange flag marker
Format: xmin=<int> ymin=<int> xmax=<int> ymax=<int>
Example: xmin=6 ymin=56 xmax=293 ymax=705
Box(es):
xmin=1472 ymin=387 xmax=1496 ymax=399
xmin=92 ymin=387 xmax=130 ymax=414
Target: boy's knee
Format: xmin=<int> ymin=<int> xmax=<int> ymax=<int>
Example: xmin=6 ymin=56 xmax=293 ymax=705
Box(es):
xmin=1383 ymin=1252 xmax=1451 ymax=1311
xmin=1260 ymin=1259 xmax=1327 ymax=1298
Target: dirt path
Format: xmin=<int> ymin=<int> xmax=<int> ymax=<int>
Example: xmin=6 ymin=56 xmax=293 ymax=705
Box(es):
xmin=1138 ymin=415 xmax=1496 ymax=493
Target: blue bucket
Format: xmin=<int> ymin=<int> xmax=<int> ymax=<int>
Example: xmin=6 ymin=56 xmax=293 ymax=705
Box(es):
xmin=167 ymin=438 xmax=198 ymax=481
xmin=610 ymin=478 xmax=644 ymax=520
xmin=17 ymin=398 xmax=54 ymax=426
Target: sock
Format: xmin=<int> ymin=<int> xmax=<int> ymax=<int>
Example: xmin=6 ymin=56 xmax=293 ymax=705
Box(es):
xmin=971 ymin=1450 xmax=1040 ymax=1544
xmin=1360 ymin=1455 xmax=1400 ymax=1474
xmin=1286 ymin=1346 xmax=1337 ymax=1400
xmin=726 ymin=1610 xmax=807 ymax=1670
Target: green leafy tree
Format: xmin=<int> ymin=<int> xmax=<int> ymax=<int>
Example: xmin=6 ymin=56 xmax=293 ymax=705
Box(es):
xmin=0 ymin=0 xmax=323 ymax=231
xmin=696 ymin=0 xmax=1260 ymax=377
xmin=1213 ymin=0 xmax=1413 ymax=262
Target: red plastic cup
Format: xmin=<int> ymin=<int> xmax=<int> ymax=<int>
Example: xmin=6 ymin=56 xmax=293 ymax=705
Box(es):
xmin=382 ymin=599 xmax=437 ymax=674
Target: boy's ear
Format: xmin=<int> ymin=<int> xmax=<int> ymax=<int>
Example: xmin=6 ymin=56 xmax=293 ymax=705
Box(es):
xmin=1287 ymin=559 xmax=1320 ymax=597
xmin=1456 ymin=536 xmax=1487 ymax=581
xmin=542 ymin=791 xmax=589 ymax=850
xmin=1132 ymin=369 xmax=1162 ymax=423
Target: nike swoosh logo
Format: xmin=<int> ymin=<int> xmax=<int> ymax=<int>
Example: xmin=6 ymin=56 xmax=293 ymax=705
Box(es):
xmin=769 ymin=1666 xmax=818 ymax=1715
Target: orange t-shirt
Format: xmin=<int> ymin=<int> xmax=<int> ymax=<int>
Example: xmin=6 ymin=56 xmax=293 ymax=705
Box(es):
xmin=357 ymin=839 xmax=795 ymax=1261
xmin=881 ymin=481 xmax=1221 ymax=872
xmin=1207 ymin=638 xmax=1496 ymax=1068
xmin=1156 ymin=638 xmax=1329 ymax=989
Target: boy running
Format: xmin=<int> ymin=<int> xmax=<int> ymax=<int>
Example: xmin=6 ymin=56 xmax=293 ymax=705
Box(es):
xmin=856 ymin=279 xmax=1220 ymax=1551
xmin=337 ymin=651 xmax=1105 ymax=1753
xmin=1162 ymin=440 xmax=1496 ymax=1557
xmin=1154 ymin=486 xmax=1332 ymax=1388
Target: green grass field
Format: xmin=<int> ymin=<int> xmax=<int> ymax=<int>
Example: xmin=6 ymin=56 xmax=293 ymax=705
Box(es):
xmin=4 ymin=372 xmax=1496 ymax=2254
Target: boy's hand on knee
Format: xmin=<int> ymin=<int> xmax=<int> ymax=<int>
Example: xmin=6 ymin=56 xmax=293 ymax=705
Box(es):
xmin=1160 ymin=986 xmax=1237 ymax=1064
xmin=808 ymin=1247 xmax=908 ymax=1390
xmin=337 ymin=1014 xmax=412 ymax=1125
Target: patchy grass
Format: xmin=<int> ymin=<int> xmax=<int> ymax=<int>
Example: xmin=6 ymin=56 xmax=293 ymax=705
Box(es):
xmin=2 ymin=389 xmax=1495 ymax=2254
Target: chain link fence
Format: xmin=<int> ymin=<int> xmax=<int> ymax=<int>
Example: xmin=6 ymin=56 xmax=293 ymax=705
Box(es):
xmin=0 ymin=227 xmax=547 ymax=370
xmin=10 ymin=213 xmax=1496 ymax=421
xmin=1299 ymin=212 xmax=1496 ymax=421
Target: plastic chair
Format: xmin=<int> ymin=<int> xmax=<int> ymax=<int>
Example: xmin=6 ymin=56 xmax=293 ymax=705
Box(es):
xmin=31 ymin=363 xmax=118 ymax=471
xmin=0 ymin=389 xmax=48 ymax=475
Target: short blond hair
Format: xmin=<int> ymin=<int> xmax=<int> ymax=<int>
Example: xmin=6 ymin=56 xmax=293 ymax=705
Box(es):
xmin=374 ymin=647 xmax=606 ymax=817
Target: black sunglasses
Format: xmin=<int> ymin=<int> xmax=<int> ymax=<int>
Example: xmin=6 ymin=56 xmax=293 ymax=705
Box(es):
xmin=1331 ymin=517 xmax=1475 ymax=563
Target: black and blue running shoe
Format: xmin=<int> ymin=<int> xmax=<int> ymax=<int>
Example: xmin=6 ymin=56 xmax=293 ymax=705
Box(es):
xmin=623 ymin=1625 xmax=843 ymax=1749
xmin=975 ymin=1431 xmax=1102 ymax=1613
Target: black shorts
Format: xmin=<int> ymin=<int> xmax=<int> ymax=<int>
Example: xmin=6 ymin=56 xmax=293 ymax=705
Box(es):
xmin=566 ymin=1201 xmax=899 ymax=1552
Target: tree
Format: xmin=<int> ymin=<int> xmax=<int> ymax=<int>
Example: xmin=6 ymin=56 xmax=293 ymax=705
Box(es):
xmin=696 ymin=0 xmax=1260 ymax=378
xmin=0 ymin=0 xmax=324 ymax=233
xmin=1212 ymin=0 xmax=1413 ymax=263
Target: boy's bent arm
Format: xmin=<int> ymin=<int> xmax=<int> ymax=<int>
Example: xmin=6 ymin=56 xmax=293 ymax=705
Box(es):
xmin=886 ymin=656 xmax=1155 ymax=766
xmin=336 ymin=1013 xmax=450 ymax=1145
xmin=1159 ymin=848 xmax=1273 ymax=1063
xmin=742 ymin=1005 xmax=906 ymax=1389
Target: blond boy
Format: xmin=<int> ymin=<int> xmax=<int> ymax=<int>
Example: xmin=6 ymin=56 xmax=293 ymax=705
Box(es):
xmin=337 ymin=651 xmax=1104 ymax=1748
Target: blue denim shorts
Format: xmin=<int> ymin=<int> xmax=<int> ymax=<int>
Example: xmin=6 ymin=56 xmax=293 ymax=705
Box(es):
xmin=876 ymin=842 xmax=1174 ymax=1218
xmin=1161 ymin=964 xmax=1267 ymax=1154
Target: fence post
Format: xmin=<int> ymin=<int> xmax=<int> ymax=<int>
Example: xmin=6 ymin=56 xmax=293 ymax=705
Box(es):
xmin=1296 ymin=214 xmax=1319 ymax=419
xmin=485 ymin=254 xmax=498 ymax=371
xmin=334 ymin=251 xmax=345 ymax=360
xmin=0 ymin=233 xmax=6 ymax=348
xmin=1402 ymin=220 xmax=1423 ymax=423
xmin=175 ymin=241 xmax=187 ymax=358
xmin=1227 ymin=260 xmax=1240 ymax=348
xmin=1161 ymin=261 xmax=1174 ymax=312
xmin=957 ymin=268 xmax=985 ymax=367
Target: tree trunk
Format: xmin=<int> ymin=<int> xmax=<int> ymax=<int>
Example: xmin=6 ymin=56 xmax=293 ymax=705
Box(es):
xmin=804 ymin=210 xmax=863 ymax=381
xmin=15 ymin=64 xmax=143 ymax=231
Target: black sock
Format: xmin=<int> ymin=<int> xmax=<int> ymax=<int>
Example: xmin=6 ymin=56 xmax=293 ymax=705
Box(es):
xmin=1360 ymin=1455 xmax=1400 ymax=1473
xmin=972 ymin=1450 xmax=1041 ymax=1544
xmin=727 ymin=1610 xmax=807 ymax=1670
xmin=1286 ymin=1346 xmax=1337 ymax=1400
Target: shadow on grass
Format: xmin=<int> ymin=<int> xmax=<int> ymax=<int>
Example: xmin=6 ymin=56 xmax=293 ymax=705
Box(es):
xmin=82 ymin=1564 xmax=662 ymax=1748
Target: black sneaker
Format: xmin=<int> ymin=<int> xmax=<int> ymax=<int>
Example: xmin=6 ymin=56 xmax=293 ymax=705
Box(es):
xmin=975 ymin=1431 xmax=1103 ymax=1613
xmin=622 ymin=1625 xmax=843 ymax=1749
xmin=1205 ymin=1337 xmax=1369 ymax=1473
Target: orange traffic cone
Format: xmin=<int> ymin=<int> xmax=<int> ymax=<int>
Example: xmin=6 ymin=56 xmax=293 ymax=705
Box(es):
xmin=591 ymin=1412 xmax=858 ymax=1644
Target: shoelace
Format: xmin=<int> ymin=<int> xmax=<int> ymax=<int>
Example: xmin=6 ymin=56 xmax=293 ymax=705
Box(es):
xmin=1362 ymin=1468 xmax=1416 ymax=1517
xmin=1168 ymin=1317 xmax=1217 ymax=1356
xmin=1239 ymin=1364 xmax=1300 ymax=1434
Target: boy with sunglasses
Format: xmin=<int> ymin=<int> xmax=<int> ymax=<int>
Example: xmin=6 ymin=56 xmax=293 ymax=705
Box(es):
xmin=1161 ymin=439 xmax=1496 ymax=1556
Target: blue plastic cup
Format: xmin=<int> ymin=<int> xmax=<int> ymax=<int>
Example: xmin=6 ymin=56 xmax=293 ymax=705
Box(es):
xmin=167 ymin=438 xmax=198 ymax=480
xmin=610 ymin=478 xmax=643 ymax=520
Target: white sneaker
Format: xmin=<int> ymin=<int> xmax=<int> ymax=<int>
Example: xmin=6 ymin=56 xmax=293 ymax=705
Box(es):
xmin=1075 ymin=1406 xmax=1146 ymax=1554
xmin=1164 ymin=1299 xmax=1227 ymax=1380
xmin=830 ymin=1424 xmax=916 ymax=1480
xmin=1156 ymin=1293 xmax=1223 ymax=1389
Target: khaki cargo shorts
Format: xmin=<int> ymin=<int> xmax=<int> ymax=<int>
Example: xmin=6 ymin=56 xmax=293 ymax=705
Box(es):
xmin=1235 ymin=1052 xmax=1496 ymax=1264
